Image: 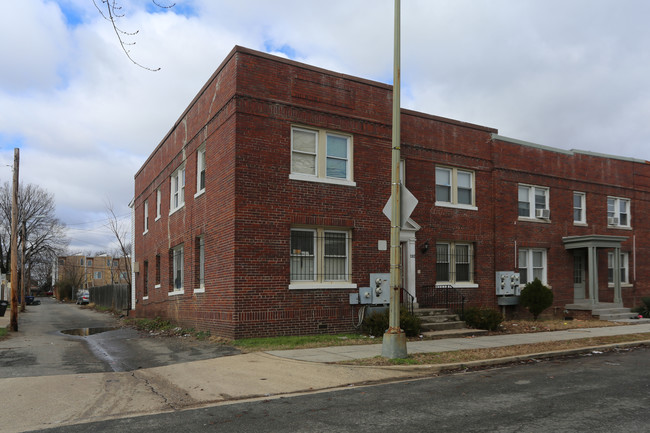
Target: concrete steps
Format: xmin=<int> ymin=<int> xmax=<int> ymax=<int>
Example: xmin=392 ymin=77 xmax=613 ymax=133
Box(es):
xmin=565 ymin=302 xmax=638 ymax=321
xmin=592 ymin=307 xmax=636 ymax=321
xmin=415 ymin=308 xmax=467 ymax=332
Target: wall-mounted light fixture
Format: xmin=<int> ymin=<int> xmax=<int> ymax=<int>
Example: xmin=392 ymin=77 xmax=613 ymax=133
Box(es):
xmin=420 ymin=241 xmax=429 ymax=254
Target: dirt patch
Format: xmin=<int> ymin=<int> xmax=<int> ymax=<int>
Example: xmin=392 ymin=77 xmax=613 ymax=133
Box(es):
xmin=495 ymin=319 xmax=624 ymax=334
xmin=343 ymin=333 xmax=650 ymax=366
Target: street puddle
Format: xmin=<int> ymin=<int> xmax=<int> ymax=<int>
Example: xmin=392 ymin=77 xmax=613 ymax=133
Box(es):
xmin=61 ymin=327 xmax=119 ymax=336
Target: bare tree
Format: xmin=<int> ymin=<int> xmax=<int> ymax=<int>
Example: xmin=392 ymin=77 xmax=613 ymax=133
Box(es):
xmin=93 ymin=0 xmax=176 ymax=71
xmin=0 ymin=182 xmax=69 ymax=283
xmin=57 ymin=257 xmax=87 ymax=301
xmin=105 ymin=201 xmax=132 ymax=293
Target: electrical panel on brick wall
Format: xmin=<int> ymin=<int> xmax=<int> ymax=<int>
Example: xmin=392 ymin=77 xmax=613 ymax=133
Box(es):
xmin=496 ymin=271 xmax=521 ymax=296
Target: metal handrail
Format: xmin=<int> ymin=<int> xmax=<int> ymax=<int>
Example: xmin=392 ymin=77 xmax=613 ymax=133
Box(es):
xmin=400 ymin=288 xmax=415 ymax=315
xmin=419 ymin=284 xmax=466 ymax=319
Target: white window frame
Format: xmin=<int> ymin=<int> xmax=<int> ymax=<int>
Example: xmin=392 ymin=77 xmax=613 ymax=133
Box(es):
xmin=289 ymin=126 xmax=355 ymax=187
xmin=573 ymin=192 xmax=586 ymax=225
xmin=289 ymin=228 xmax=356 ymax=290
xmin=156 ymin=189 xmax=161 ymax=221
xmin=94 ymin=271 xmax=102 ymax=279
xmin=195 ymin=236 xmax=205 ymax=293
xmin=608 ymin=251 xmax=630 ymax=285
xmin=518 ymin=184 xmax=550 ymax=220
xmin=170 ymin=165 xmax=186 ymax=215
xmin=143 ymin=200 xmax=149 ymax=234
xmin=170 ymin=244 xmax=184 ymax=295
xmin=195 ymin=145 xmax=206 ymax=198
xmin=518 ymin=248 xmax=548 ymax=286
xmin=86 ymin=259 xmax=92 ymax=267
xmin=435 ymin=166 xmax=477 ymax=210
xmin=435 ymin=242 xmax=477 ymax=287
xmin=607 ymin=196 xmax=631 ymax=228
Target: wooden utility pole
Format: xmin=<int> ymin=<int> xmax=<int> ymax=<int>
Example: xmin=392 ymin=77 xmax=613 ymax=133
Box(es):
xmin=10 ymin=148 xmax=19 ymax=332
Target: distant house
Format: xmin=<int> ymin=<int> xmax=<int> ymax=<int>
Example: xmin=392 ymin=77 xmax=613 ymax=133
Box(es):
xmin=54 ymin=254 xmax=129 ymax=295
xmin=132 ymin=46 xmax=650 ymax=339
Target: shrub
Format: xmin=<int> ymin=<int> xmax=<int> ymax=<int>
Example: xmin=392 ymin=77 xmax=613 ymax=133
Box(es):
xmin=464 ymin=307 xmax=504 ymax=331
xmin=632 ymin=297 xmax=650 ymax=318
xmin=362 ymin=307 xmax=421 ymax=337
xmin=519 ymin=278 xmax=554 ymax=320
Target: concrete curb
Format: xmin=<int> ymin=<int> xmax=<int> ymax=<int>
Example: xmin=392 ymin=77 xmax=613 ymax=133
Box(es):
xmin=353 ymin=339 xmax=650 ymax=374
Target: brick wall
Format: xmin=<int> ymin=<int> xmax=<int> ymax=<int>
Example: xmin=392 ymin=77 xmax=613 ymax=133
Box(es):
xmin=133 ymin=46 xmax=650 ymax=339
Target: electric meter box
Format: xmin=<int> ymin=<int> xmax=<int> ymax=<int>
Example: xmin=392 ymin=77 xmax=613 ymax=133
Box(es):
xmin=496 ymin=272 xmax=521 ymax=296
xmin=370 ymin=273 xmax=390 ymax=304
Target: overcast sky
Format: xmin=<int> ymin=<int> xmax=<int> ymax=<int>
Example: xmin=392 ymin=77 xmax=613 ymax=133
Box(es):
xmin=2 ymin=0 xmax=650 ymax=253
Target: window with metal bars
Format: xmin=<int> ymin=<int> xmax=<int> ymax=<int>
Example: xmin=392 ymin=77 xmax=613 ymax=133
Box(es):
xmin=290 ymin=229 xmax=351 ymax=282
xmin=436 ymin=242 xmax=474 ymax=284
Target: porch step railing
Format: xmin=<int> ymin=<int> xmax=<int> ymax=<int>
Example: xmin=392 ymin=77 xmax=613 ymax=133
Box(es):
xmin=400 ymin=288 xmax=415 ymax=315
xmin=419 ymin=284 xmax=466 ymax=320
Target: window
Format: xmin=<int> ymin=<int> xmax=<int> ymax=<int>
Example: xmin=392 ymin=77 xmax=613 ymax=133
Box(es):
xmin=156 ymin=189 xmax=161 ymax=220
xmin=196 ymin=146 xmax=206 ymax=196
xmin=195 ymin=236 xmax=205 ymax=292
xmin=519 ymin=248 xmax=547 ymax=285
xmin=143 ymin=200 xmax=149 ymax=234
xmin=80 ymin=258 xmax=84 ymax=266
xmin=107 ymin=259 xmax=112 ymax=267
xmin=290 ymin=228 xmax=352 ymax=287
xmin=170 ymin=244 xmax=184 ymax=293
xmin=573 ymin=192 xmax=586 ymax=224
xmin=86 ymin=259 xmax=92 ymax=266
xmin=143 ymin=260 xmax=149 ymax=298
xmin=608 ymin=252 xmax=629 ymax=284
xmin=435 ymin=167 xmax=475 ymax=208
xmin=94 ymin=271 xmax=102 ymax=279
xmin=607 ymin=197 xmax=631 ymax=227
xmin=518 ymin=185 xmax=549 ymax=219
xmin=155 ymin=254 xmax=161 ymax=287
xmin=290 ymin=127 xmax=354 ymax=186
xmin=436 ymin=242 xmax=474 ymax=284
xmin=170 ymin=165 xmax=186 ymax=214
xmin=120 ymin=272 xmax=128 ymax=280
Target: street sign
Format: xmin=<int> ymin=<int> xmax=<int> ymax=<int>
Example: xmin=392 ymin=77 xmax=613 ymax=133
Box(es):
xmin=382 ymin=184 xmax=418 ymax=227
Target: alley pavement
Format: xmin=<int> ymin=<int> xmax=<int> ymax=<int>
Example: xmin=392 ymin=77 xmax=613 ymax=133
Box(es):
xmin=2 ymin=310 xmax=650 ymax=433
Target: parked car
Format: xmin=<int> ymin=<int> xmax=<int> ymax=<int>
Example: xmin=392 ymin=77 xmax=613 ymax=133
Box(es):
xmin=76 ymin=291 xmax=90 ymax=305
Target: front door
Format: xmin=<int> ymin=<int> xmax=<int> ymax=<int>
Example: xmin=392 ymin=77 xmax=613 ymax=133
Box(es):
xmin=573 ymin=251 xmax=587 ymax=302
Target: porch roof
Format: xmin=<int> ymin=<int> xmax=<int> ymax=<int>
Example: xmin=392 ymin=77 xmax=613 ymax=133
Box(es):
xmin=562 ymin=234 xmax=628 ymax=250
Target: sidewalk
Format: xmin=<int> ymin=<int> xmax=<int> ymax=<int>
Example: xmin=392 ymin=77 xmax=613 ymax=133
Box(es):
xmin=268 ymin=322 xmax=650 ymax=362
xmin=2 ymin=315 xmax=650 ymax=433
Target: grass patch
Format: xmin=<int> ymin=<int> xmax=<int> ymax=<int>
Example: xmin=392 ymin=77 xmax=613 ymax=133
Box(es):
xmin=233 ymin=333 xmax=374 ymax=351
xmin=0 ymin=327 xmax=7 ymax=340
xmin=342 ymin=333 xmax=650 ymax=366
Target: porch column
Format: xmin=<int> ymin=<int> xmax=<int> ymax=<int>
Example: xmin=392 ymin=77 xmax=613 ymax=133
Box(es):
xmin=587 ymin=246 xmax=599 ymax=304
xmin=613 ymin=247 xmax=622 ymax=304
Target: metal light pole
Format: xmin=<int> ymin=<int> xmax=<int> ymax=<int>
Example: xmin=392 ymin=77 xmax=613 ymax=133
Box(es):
xmin=10 ymin=148 xmax=19 ymax=332
xmin=382 ymin=0 xmax=408 ymax=359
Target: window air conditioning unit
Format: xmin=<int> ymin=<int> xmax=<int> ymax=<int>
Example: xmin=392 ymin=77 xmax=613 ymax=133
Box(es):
xmin=535 ymin=209 xmax=550 ymax=219
xmin=608 ymin=217 xmax=619 ymax=225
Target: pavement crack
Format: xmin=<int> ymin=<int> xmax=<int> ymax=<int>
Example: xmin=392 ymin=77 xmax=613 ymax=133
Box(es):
xmin=131 ymin=370 xmax=197 ymax=411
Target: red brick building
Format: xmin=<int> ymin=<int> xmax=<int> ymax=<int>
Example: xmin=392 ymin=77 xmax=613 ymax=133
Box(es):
xmin=132 ymin=46 xmax=650 ymax=338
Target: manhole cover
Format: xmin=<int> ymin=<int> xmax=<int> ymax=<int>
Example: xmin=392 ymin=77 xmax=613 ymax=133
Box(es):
xmin=61 ymin=327 xmax=119 ymax=336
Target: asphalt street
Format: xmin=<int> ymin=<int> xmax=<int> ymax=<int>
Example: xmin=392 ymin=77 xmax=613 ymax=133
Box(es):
xmin=0 ymin=297 xmax=240 ymax=378
xmin=32 ymin=346 xmax=650 ymax=433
